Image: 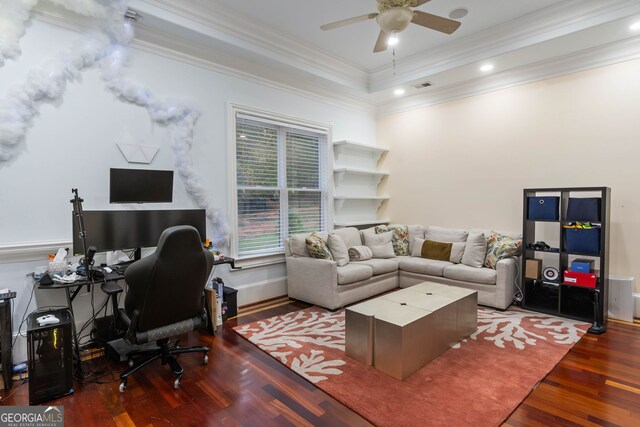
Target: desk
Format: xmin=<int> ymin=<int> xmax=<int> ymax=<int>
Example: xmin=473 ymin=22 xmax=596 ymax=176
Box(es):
xmin=0 ymin=295 xmax=16 ymax=390
xmin=36 ymin=272 xmax=125 ymax=376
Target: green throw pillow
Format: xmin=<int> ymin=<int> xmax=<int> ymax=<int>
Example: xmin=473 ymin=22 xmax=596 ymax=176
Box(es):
xmin=306 ymin=232 xmax=333 ymax=260
xmin=484 ymin=232 xmax=522 ymax=269
xmin=375 ymin=224 xmax=409 ymax=256
xmin=421 ymin=240 xmax=452 ymax=261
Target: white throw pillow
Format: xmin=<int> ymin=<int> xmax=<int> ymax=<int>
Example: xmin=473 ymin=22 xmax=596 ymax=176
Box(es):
xmin=364 ymin=230 xmax=396 ymax=259
xmin=461 ymin=232 xmax=487 ymax=268
xmin=327 ymin=233 xmax=349 ymax=267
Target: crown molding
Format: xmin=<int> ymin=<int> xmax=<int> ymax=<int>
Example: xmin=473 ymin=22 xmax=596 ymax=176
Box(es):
xmin=370 ymin=0 xmax=640 ymax=92
xmin=131 ymin=0 xmax=369 ymax=89
xmin=377 ymin=36 xmax=640 ymax=117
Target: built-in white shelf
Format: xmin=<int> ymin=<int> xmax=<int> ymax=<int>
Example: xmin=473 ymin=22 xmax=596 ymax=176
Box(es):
xmin=332 ymin=140 xmax=390 ymax=228
xmin=333 ymin=195 xmax=390 ymax=210
xmin=334 ymin=219 xmax=390 ymax=227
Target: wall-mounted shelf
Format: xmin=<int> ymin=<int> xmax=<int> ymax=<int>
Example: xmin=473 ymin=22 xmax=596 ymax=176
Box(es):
xmin=332 ymin=141 xmax=390 ymax=228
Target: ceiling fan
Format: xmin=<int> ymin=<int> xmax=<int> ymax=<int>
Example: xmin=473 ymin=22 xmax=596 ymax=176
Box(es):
xmin=320 ymin=0 xmax=461 ymax=53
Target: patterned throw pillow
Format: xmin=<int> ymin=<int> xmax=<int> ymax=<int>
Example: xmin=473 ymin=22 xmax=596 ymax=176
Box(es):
xmin=375 ymin=224 xmax=409 ymax=256
xmin=306 ymin=232 xmax=333 ymax=260
xmin=484 ymin=232 xmax=522 ymax=269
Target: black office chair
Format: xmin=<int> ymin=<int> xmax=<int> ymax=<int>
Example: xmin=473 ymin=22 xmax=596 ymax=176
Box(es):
xmin=116 ymin=225 xmax=214 ymax=392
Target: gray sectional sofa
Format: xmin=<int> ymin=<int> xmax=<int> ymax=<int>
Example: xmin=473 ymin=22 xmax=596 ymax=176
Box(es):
xmin=285 ymin=225 xmax=520 ymax=310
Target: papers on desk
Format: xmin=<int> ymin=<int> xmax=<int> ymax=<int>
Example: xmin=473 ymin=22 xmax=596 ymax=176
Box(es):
xmin=54 ymin=273 xmax=80 ymax=284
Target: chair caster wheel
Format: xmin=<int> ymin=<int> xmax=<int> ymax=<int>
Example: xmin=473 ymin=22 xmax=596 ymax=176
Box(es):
xmin=203 ymin=354 xmax=208 ymax=365
xmin=119 ymin=381 xmax=127 ymax=393
xmin=173 ymin=377 xmax=181 ymax=390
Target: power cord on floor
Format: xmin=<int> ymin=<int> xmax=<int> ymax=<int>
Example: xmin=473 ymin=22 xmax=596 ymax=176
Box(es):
xmin=511 ymin=258 xmax=523 ymax=304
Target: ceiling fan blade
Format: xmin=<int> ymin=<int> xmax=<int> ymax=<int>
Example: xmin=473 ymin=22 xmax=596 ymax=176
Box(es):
xmin=373 ymin=30 xmax=388 ymax=53
xmin=411 ymin=10 xmax=461 ymax=34
xmin=321 ymin=13 xmax=378 ymax=31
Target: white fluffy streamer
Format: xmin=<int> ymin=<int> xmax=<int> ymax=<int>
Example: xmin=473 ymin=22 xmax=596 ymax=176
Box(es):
xmin=0 ymin=0 xmax=39 ymax=66
xmin=0 ymin=0 xmax=229 ymax=244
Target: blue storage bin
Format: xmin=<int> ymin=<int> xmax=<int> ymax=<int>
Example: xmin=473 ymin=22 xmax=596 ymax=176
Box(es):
xmin=528 ymin=197 xmax=560 ymax=220
xmin=565 ymin=228 xmax=600 ymax=255
xmin=571 ymin=258 xmax=594 ymax=273
xmin=566 ymin=197 xmax=601 ymax=222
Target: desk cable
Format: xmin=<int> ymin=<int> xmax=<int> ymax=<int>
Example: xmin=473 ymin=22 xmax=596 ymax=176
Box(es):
xmin=511 ymin=258 xmax=523 ymax=304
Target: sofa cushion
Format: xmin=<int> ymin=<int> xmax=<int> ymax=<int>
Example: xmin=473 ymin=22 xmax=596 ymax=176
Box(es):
xmin=306 ymin=232 xmax=333 ymax=260
xmin=353 ymin=258 xmax=398 ymax=275
xmin=425 ymin=226 xmax=468 ymax=243
xmin=375 ymin=224 xmax=410 ymax=256
xmin=289 ymin=231 xmax=328 ymax=257
xmin=327 ymin=233 xmax=349 ymax=267
xmin=332 ymin=227 xmax=362 ymax=249
xmin=484 ymin=231 xmax=522 ymax=269
xmin=397 ymin=256 xmax=453 ymax=276
xmin=444 ymin=264 xmax=497 ymax=285
xmin=337 ymin=263 xmax=373 ymax=285
xmin=363 ymin=231 xmax=396 ymax=259
xmin=461 ymin=232 xmax=487 ymax=268
xmin=412 ymin=238 xmax=465 ymax=264
xmin=421 ymin=240 xmax=452 ymax=261
xmin=407 ymin=225 xmax=424 ymax=254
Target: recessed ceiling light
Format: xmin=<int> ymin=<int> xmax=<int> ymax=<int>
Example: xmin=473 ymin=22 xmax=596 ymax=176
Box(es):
xmin=388 ymin=33 xmax=399 ymax=46
xmin=449 ymin=8 xmax=469 ymax=20
xmin=631 ymin=21 xmax=640 ymax=31
xmin=394 ymin=88 xmax=405 ymax=96
xmin=480 ymin=63 xmax=494 ymax=72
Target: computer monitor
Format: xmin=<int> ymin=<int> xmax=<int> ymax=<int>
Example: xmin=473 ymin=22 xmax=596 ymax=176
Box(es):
xmin=109 ymin=168 xmax=174 ymax=203
xmin=72 ymin=209 xmax=206 ymax=256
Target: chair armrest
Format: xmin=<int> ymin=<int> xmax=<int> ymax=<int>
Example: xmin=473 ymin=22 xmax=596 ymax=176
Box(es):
xmin=495 ymin=257 xmax=519 ymax=310
xmin=285 ymin=256 xmax=339 ymax=309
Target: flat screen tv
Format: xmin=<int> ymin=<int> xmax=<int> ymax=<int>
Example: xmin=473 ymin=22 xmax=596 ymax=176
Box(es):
xmin=110 ymin=168 xmax=173 ymax=203
xmin=72 ymin=209 xmax=206 ymax=256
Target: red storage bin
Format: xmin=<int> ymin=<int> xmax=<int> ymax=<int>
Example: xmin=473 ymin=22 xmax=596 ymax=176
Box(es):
xmin=563 ymin=270 xmax=597 ymax=288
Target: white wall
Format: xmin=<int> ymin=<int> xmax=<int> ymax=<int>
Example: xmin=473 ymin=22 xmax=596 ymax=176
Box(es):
xmin=378 ymin=58 xmax=640 ymax=293
xmin=0 ymin=18 xmax=376 ymax=361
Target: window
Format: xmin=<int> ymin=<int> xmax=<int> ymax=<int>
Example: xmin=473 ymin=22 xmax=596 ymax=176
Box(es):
xmin=231 ymin=108 xmax=330 ymax=259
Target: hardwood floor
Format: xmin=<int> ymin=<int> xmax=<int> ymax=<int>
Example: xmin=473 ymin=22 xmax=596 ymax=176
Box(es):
xmin=2 ymin=301 xmax=639 ymax=426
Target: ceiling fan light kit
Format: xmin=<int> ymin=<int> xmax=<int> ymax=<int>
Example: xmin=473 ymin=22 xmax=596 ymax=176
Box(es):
xmin=320 ymin=0 xmax=461 ymax=53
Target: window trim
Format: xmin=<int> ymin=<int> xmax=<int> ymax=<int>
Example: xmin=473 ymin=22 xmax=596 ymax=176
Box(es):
xmin=227 ymin=103 xmax=334 ymax=265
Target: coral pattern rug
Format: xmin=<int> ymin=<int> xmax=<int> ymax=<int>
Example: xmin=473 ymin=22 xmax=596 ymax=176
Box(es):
xmin=234 ymin=306 xmax=589 ymax=427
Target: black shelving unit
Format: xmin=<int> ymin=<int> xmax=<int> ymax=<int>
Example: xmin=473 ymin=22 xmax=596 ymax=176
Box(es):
xmin=522 ymin=187 xmax=610 ymax=334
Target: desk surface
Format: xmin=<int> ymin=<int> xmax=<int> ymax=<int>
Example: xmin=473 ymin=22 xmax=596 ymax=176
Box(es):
xmin=36 ymin=271 xmax=125 ymax=290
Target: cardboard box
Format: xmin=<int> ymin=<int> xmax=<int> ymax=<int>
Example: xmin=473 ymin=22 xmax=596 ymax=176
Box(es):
xmin=525 ymin=259 xmax=542 ymax=280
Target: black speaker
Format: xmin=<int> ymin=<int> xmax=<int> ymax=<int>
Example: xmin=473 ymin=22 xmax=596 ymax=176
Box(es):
xmin=27 ymin=309 xmax=74 ymax=405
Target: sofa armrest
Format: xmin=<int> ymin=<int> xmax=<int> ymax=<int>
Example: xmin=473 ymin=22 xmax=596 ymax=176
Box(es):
xmin=494 ymin=257 xmax=519 ymax=310
xmin=285 ymin=256 xmax=339 ymax=309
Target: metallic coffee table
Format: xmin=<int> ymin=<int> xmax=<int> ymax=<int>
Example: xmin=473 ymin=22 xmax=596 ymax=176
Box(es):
xmin=345 ymin=282 xmax=477 ymax=380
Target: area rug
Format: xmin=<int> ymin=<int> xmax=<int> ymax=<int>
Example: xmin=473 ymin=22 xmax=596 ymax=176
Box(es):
xmin=234 ymin=306 xmax=589 ymax=427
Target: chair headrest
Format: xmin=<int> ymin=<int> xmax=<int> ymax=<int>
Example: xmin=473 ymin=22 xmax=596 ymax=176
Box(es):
xmin=155 ymin=225 xmax=204 ymax=257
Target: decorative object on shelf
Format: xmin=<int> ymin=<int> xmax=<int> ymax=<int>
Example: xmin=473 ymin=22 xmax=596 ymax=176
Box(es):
xmin=527 ymin=241 xmax=550 ymax=251
xmin=525 ymin=259 xmax=542 ymax=280
xmin=571 ymin=259 xmax=594 ymax=273
xmin=527 ymin=196 xmax=560 ymax=220
xmin=543 ymin=267 xmax=559 ymax=281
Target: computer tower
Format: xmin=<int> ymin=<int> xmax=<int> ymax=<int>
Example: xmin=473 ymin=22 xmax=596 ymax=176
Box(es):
xmin=27 ymin=309 xmax=74 ymax=405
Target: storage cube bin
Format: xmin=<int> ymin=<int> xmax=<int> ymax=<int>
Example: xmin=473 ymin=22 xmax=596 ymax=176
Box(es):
xmin=527 ymin=197 xmax=559 ymax=220
xmin=566 ymin=197 xmax=601 ymax=222
xmin=564 ymin=228 xmax=600 ymax=255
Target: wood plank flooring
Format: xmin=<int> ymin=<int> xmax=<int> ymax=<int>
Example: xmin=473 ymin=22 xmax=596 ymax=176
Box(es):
xmin=2 ymin=301 xmax=639 ymax=426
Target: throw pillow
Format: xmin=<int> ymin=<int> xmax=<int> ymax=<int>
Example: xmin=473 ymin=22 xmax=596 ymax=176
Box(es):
xmin=461 ymin=232 xmax=487 ymax=268
xmin=484 ymin=231 xmax=522 ymax=269
xmin=421 ymin=240 xmax=452 ymax=261
xmin=363 ymin=230 xmax=396 ymax=259
xmin=327 ymin=233 xmax=349 ymax=267
xmin=375 ymin=224 xmax=410 ymax=256
xmin=411 ymin=238 xmax=465 ymax=263
xmin=305 ymin=232 xmax=333 ymax=260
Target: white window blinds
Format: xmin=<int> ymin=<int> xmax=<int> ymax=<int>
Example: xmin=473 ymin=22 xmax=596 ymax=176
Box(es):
xmin=235 ymin=114 xmax=328 ymax=257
